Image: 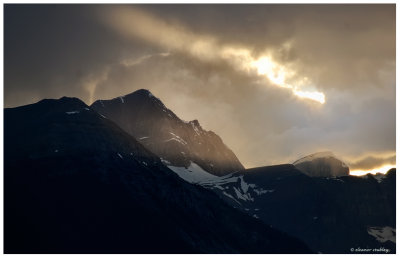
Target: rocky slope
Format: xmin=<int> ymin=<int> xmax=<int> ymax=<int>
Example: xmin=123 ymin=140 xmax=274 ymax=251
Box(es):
xmin=90 ymin=89 xmax=244 ymax=176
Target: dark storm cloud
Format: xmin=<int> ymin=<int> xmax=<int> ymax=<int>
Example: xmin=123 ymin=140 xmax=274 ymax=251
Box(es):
xmin=4 ymin=4 xmax=395 ymax=172
xmin=4 ymin=4 xmax=159 ymax=106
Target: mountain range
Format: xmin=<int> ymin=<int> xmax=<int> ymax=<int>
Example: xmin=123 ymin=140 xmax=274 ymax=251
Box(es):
xmin=4 ymin=89 xmax=396 ymax=254
xmin=199 ymin=164 xmax=395 ymax=253
xmin=4 ymin=96 xmax=309 ymax=254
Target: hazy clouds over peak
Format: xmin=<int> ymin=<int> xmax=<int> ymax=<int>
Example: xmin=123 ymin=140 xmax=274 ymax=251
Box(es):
xmin=4 ymin=4 xmax=395 ymax=172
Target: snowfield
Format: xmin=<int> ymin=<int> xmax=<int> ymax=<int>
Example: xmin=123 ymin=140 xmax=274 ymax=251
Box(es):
xmin=165 ymin=161 xmax=274 ymax=204
xmin=167 ymin=162 xmax=219 ymax=184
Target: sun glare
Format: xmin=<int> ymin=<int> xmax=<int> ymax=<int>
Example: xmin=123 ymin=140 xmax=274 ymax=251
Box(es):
xmin=250 ymin=56 xmax=326 ymax=104
xmin=294 ymin=89 xmax=326 ymax=104
xmin=350 ymin=164 xmax=395 ymax=176
xmin=252 ymin=57 xmax=288 ymax=87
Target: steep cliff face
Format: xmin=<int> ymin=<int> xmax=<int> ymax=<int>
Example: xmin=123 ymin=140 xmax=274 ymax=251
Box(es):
xmin=91 ymin=89 xmax=244 ymax=176
xmin=293 ymin=152 xmax=350 ymax=177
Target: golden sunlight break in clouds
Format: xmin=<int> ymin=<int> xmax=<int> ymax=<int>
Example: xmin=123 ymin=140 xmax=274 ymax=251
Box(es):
xmin=251 ymin=56 xmax=325 ymax=104
xmin=101 ymin=6 xmax=326 ymax=104
xmin=350 ymin=164 xmax=396 ymax=176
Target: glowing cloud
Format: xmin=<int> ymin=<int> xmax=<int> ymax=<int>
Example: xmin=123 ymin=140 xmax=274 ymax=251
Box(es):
xmin=252 ymin=57 xmax=289 ymax=87
xmin=100 ymin=6 xmax=326 ymax=104
xmin=350 ymin=164 xmax=395 ymax=176
xmin=250 ymin=56 xmax=325 ymax=104
xmin=293 ymin=89 xmax=326 ymax=104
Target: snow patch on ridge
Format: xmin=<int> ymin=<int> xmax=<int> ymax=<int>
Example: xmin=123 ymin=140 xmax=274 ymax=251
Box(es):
xmin=254 ymin=188 xmax=275 ymax=195
xmin=190 ymin=121 xmax=202 ymax=135
xmin=373 ymin=173 xmax=386 ymax=183
xmin=160 ymin=158 xmax=171 ymax=165
xmin=166 ymin=163 xmax=274 ymax=204
xmin=367 ymin=226 xmax=396 ymax=243
xmin=165 ymin=132 xmax=187 ymax=145
xmin=234 ymin=187 xmax=254 ymax=202
xmin=66 ymin=111 xmax=80 ymax=115
xmin=240 ymin=177 xmax=249 ymax=193
xmin=167 ymin=162 xmax=219 ymax=184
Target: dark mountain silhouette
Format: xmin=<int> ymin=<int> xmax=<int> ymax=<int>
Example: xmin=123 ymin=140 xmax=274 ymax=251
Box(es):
xmin=4 ymin=97 xmax=311 ymax=254
xmin=90 ymin=89 xmax=243 ymax=176
xmin=199 ymin=165 xmax=396 ymax=254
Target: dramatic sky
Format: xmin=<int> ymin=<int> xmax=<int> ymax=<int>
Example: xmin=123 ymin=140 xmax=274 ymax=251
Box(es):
xmin=4 ymin=4 xmax=396 ymax=174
